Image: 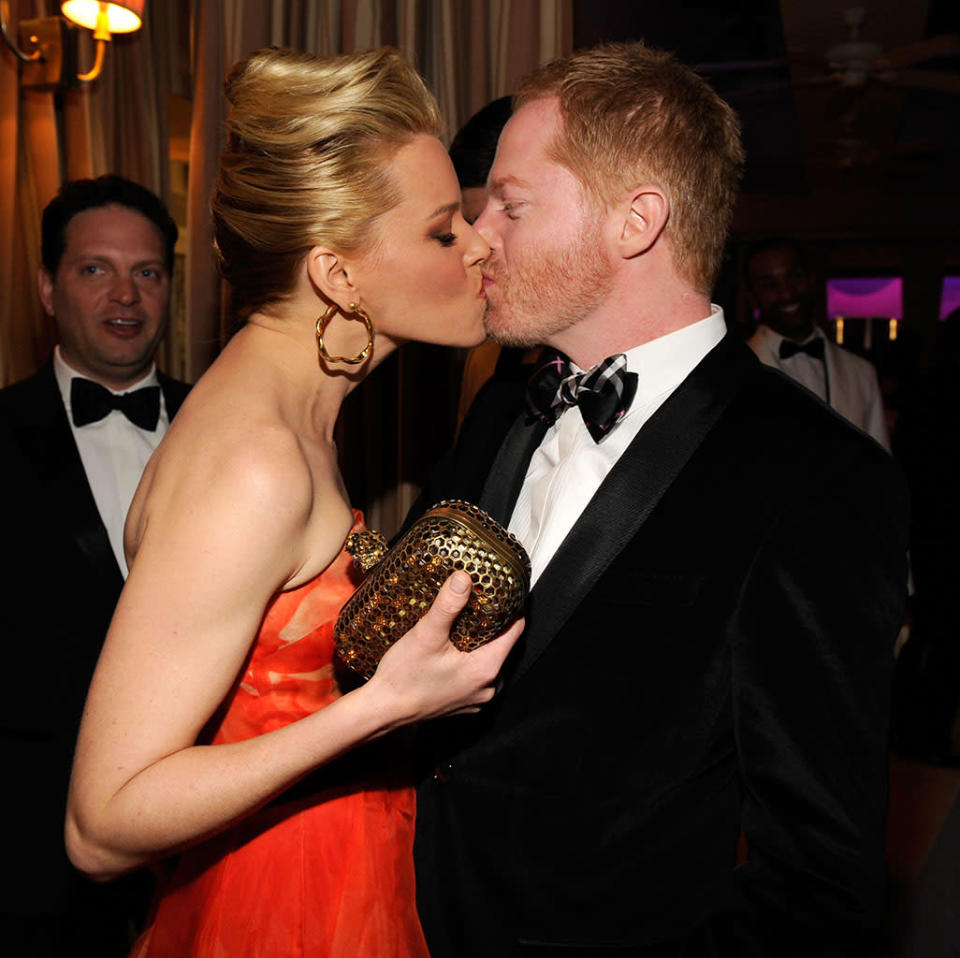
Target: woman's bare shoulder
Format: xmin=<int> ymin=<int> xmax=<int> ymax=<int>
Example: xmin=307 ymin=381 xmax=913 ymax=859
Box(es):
xmin=132 ymin=380 xmax=358 ymax=584
xmin=158 ymin=401 xmax=313 ymax=494
xmin=129 ymin=410 xmax=316 ymax=566
xmin=129 ymin=332 xmax=354 ymax=582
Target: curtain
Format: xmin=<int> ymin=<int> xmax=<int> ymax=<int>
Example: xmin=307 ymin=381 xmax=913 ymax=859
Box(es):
xmin=1 ymin=0 xmax=60 ymax=386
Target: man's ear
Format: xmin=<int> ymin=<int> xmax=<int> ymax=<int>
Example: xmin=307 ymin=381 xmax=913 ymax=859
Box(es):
xmin=304 ymin=245 xmax=359 ymax=309
xmin=37 ymin=267 xmax=55 ymax=317
xmin=616 ymin=185 xmax=669 ymax=259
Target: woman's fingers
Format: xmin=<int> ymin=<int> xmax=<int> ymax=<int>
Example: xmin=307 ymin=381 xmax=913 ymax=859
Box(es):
xmin=466 ymin=617 xmax=525 ymax=677
xmin=367 ymin=571 xmax=526 ymax=723
xmin=425 ymin=571 xmax=473 ymax=624
xmin=414 ymin=573 xmax=524 ymax=661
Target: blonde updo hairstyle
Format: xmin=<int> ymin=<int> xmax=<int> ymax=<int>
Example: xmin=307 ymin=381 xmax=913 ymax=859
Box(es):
xmin=214 ymin=47 xmax=442 ymax=321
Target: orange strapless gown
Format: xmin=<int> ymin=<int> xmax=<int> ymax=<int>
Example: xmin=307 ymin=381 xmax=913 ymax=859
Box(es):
xmin=132 ymin=513 xmax=430 ymax=958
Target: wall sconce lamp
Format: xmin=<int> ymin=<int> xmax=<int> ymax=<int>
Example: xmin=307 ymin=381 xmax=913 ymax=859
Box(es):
xmin=1 ymin=1 xmax=144 ymax=89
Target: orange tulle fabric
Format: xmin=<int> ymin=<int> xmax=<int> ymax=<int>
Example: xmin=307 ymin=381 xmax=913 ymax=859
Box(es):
xmin=131 ymin=512 xmax=429 ymax=958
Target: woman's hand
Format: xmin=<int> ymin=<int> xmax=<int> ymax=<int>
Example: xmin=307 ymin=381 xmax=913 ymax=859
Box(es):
xmin=364 ymin=571 xmax=524 ymax=725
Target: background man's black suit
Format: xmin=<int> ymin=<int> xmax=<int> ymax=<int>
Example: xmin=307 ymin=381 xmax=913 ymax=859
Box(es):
xmin=0 ymin=360 xmax=189 ymax=954
xmin=412 ymin=335 xmax=908 ymax=957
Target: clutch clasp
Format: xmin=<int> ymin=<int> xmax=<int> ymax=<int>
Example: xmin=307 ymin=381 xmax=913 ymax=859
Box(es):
xmin=345 ymin=529 xmax=389 ymax=573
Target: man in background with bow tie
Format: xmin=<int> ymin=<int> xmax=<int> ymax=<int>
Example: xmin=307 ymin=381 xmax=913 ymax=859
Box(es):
xmin=745 ymin=238 xmax=889 ymax=450
xmin=0 ymin=175 xmax=189 ymax=955
xmin=411 ymin=43 xmax=907 ymax=958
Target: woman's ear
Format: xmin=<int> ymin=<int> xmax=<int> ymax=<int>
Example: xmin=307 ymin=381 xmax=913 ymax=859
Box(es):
xmin=616 ymin=185 xmax=669 ymax=259
xmin=305 ymin=245 xmax=359 ymax=308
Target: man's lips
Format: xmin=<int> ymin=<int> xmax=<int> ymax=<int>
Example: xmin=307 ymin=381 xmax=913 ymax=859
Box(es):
xmin=103 ymin=317 xmax=145 ymax=337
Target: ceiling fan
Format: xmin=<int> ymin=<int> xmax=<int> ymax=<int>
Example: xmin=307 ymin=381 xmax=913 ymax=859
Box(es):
xmin=788 ymin=6 xmax=960 ymax=173
xmin=795 ymin=6 xmax=960 ymax=95
xmin=692 ymin=5 xmax=960 ymax=177
xmin=693 ymin=5 xmax=960 ymax=100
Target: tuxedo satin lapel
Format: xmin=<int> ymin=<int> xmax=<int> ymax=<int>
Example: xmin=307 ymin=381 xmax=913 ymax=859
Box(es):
xmin=506 ymin=336 xmax=757 ymax=686
xmin=23 ymin=366 xmax=123 ymax=591
xmin=479 ymin=414 xmax=548 ymax=526
xmin=68 ymin=491 xmax=124 ymax=591
xmin=159 ymin=372 xmax=190 ymax=419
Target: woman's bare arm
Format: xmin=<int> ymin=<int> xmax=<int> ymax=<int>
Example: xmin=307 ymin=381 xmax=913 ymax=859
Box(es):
xmin=65 ymin=430 xmax=520 ymax=879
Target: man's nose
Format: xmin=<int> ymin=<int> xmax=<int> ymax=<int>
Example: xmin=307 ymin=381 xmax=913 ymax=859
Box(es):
xmin=473 ymin=211 xmax=497 ymax=251
xmin=770 ymin=279 xmax=794 ymax=301
xmin=463 ymin=225 xmax=490 ymax=268
xmin=110 ymin=274 xmax=140 ymax=305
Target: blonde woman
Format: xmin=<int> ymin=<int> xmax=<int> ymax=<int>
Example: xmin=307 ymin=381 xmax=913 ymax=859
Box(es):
xmin=65 ymin=47 xmax=519 ymax=957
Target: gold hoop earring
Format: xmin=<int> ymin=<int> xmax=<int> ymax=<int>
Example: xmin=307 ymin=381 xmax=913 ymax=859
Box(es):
xmin=315 ymin=302 xmax=375 ymax=367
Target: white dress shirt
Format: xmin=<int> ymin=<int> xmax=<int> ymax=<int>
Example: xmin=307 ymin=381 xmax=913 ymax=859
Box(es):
xmin=748 ymin=324 xmax=828 ymax=401
xmin=509 ymin=307 xmax=727 ymax=585
xmin=54 ymin=347 xmax=170 ymax=577
xmin=747 ymin=324 xmax=890 ymax=450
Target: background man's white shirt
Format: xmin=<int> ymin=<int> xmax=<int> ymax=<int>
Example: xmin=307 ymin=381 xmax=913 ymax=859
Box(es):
xmin=54 ymin=346 xmax=170 ymax=577
xmin=747 ymin=324 xmax=890 ymax=450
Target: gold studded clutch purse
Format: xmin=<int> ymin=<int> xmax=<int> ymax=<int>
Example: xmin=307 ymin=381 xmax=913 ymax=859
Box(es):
xmin=334 ymin=500 xmax=531 ymax=680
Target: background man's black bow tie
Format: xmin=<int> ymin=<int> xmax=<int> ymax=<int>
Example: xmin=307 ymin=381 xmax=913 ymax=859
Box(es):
xmin=779 ymin=337 xmax=825 ymax=361
xmin=526 ymin=350 xmax=638 ymax=443
xmin=71 ymin=377 xmax=161 ymax=431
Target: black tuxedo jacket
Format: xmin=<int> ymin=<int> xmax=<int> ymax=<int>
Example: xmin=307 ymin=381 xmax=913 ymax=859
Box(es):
xmin=0 ymin=360 xmax=189 ymax=954
xmin=411 ymin=335 xmax=908 ymax=957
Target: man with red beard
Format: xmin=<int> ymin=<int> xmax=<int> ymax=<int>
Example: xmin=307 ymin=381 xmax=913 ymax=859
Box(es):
xmin=745 ymin=238 xmax=889 ymax=449
xmin=410 ymin=43 xmax=907 ymax=958
xmin=0 ymin=176 xmax=189 ymax=955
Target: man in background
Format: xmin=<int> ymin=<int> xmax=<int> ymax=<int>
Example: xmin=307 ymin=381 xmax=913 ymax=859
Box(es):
xmin=745 ymin=237 xmax=889 ymax=449
xmin=0 ymin=175 xmax=189 ymax=955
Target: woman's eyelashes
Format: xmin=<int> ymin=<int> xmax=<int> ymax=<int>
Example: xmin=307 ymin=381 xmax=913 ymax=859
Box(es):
xmin=431 ymin=208 xmax=472 ymax=246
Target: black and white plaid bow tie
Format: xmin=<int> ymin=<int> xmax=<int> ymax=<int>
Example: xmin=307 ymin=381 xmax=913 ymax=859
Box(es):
xmin=71 ymin=377 xmax=161 ymax=431
xmin=526 ymin=351 xmax=638 ymax=443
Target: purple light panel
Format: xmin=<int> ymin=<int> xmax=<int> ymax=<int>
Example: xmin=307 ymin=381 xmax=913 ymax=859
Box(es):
xmin=940 ymin=276 xmax=960 ymax=321
xmin=827 ymin=277 xmax=903 ymax=319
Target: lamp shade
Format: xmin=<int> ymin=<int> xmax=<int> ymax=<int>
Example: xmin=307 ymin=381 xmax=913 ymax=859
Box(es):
xmin=827 ymin=277 xmax=903 ymax=320
xmin=61 ymin=1 xmax=144 ymax=34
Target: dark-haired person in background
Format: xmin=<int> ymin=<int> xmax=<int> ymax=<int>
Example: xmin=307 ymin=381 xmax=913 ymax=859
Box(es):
xmin=745 ymin=238 xmax=889 ymax=449
xmin=0 ymin=175 xmax=189 ymax=955
xmin=449 ymin=95 xmax=513 ymax=226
